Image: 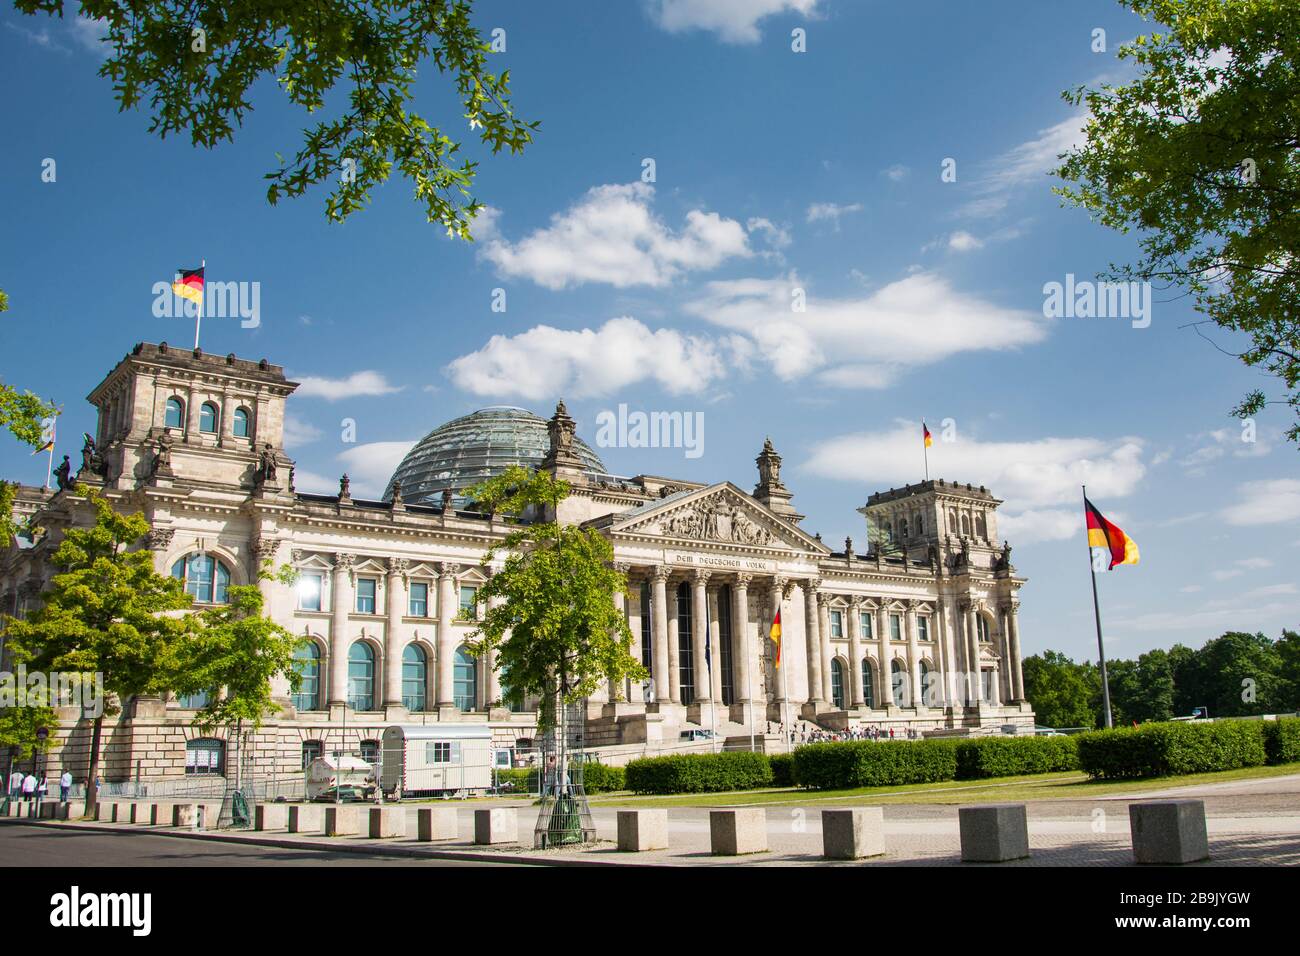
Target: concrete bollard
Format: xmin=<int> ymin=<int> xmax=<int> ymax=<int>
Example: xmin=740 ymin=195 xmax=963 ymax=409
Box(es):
xmin=368 ymin=806 xmax=405 ymax=839
xmin=128 ymin=802 xmax=145 ymax=824
xmin=473 ymin=808 xmax=518 ymax=845
xmin=822 ymin=807 xmax=885 ymax=860
xmin=1129 ymin=800 xmax=1209 ymax=864
xmin=416 ymin=807 xmax=459 ymax=842
xmin=710 ymin=808 xmax=768 ymax=856
xmin=288 ymin=804 xmax=324 ymax=834
xmin=53 ymin=802 xmax=71 ymax=821
xmin=172 ymin=804 xmax=197 ymax=828
xmin=39 ymin=801 xmax=57 ymax=820
xmin=255 ymin=803 xmax=290 ymax=832
xmin=616 ymin=809 xmax=669 ymax=852
xmin=149 ymin=804 xmax=168 ymax=825
xmin=959 ymin=804 xmax=1030 ymax=862
xmin=324 ymin=805 xmax=361 ymax=836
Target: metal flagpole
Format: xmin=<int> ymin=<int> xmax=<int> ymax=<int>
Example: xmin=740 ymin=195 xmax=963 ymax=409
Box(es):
xmin=44 ymin=417 xmax=55 ymax=489
xmin=923 ymin=421 xmax=930 ymax=481
xmin=1083 ymin=484 xmax=1114 ymax=729
xmin=193 ymin=258 xmax=205 ymax=350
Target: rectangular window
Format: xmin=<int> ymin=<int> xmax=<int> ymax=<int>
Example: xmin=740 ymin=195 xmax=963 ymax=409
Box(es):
xmin=458 ymin=585 xmax=478 ymax=619
xmin=425 ymin=741 xmax=462 ymax=764
xmin=890 ymin=614 xmax=902 ymax=641
xmin=297 ymin=572 xmax=323 ymax=612
xmin=408 ymin=582 xmax=429 ymax=618
xmin=918 ymin=617 xmax=931 ymax=642
xmin=356 ymin=578 xmax=377 ymax=614
xmin=830 ymin=610 xmax=843 ymax=639
xmin=860 ymin=613 xmax=873 ymax=639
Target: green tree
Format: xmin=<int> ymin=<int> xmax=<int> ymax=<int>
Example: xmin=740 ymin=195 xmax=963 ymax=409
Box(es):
xmin=1276 ymin=628 xmax=1300 ymax=710
xmin=1 ymin=286 xmax=60 ymax=542
xmin=1022 ymin=650 xmax=1097 ymax=729
xmin=465 ymin=466 xmax=646 ymax=731
xmin=1055 ymin=0 xmax=1300 ymax=442
xmin=3 ymin=486 xmax=193 ymax=816
xmin=16 ymin=0 xmax=537 ymax=238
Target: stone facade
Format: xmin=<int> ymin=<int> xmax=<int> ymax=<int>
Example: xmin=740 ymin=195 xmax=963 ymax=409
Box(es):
xmin=0 ymin=342 xmax=1032 ymax=784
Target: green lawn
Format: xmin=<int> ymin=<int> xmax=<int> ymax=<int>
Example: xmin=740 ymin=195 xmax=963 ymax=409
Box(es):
xmin=586 ymin=762 xmax=1300 ymax=808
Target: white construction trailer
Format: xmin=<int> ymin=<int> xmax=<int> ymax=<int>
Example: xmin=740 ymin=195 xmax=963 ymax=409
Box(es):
xmin=380 ymin=724 xmax=494 ymax=798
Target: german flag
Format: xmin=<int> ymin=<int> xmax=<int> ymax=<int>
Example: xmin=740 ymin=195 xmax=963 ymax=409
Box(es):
xmin=923 ymin=422 xmax=933 ymax=448
xmin=1084 ymin=496 xmax=1139 ymax=570
xmin=172 ymin=266 xmax=204 ymax=307
xmin=769 ymin=607 xmax=782 ymax=669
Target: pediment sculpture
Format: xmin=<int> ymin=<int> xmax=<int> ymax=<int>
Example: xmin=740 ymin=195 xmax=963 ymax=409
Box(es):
xmin=660 ymin=496 xmax=774 ymax=547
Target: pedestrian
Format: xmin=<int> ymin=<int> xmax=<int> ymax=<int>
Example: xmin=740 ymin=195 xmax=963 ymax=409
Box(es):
xmin=889 ymin=727 xmax=895 ymax=739
xmin=37 ymin=776 xmax=48 ymax=801
xmin=21 ymin=773 xmax=36 ymax=803
xmin=60 ymin=769 xmax=73 ymax=802
xmin=7 ymin=766 xmax=22 ymax=801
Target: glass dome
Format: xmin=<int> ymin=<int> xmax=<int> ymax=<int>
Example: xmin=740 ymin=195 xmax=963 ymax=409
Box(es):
xmin=385 ymin=406 xmax=607 ymax=505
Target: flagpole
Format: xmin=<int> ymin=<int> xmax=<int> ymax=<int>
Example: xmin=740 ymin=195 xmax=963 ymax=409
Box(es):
xmin=1083 ymin=484 xmax=1114 ymax=729
xmin=43 ymin=417 xmax=56 ymax=489
xmin=922 ymin=421 xmax=931 ymax=481
xmin=193 ymin=257 xmax=205 ymax=350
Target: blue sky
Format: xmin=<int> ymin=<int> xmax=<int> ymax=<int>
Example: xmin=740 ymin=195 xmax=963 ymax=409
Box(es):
xmin=2 ymin=0 xmax=1296 ymax=667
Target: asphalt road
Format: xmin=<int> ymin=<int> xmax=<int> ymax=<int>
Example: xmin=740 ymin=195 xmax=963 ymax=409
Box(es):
xmin=0 ymin=823 xmax=524 ymax=867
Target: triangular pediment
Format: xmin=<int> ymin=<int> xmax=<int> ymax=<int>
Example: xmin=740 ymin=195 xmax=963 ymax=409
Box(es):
xmin=605 ymin=482 xmax=828 ymax=554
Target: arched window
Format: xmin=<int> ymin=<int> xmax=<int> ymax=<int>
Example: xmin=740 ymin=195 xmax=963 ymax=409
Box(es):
xmin=830 ymin=658 xmax=845 ymax=709
xmin=165 ymin=397 xmax=185 ymax=430
xmin=718 ymin=584 xmax=734 ymax=706
xmin=501 ymin=666 xmax=525 ymax=713
xmin=977 ymin=615 xmax=991 ymax=643
xmin=171 ymin=554 xmax=231 ymax=604
xmin=453 ymin=646 xmax=477 ymax=711
xmin=232 ymin=407 xmax=250 ymax=438
xmin=639 ymin=582 xmax=653 ymax=683
xmin=890 ymin=659 xmax=908 ymax=707
xmin=347 ymin=642 xmax=375 ymax=710
xmin=961 ymin=514 xmax=971 ymax=535
xmin=949 ymin=508 xmax=958 ymax=532
xmin=919 ymin=661 xmax=934 ymax=707
xmin=862 ymin=658 xmax=875 ymax=709
xmin=976 ymin=514 xmax=988 ymax=539
xmin=916 ymin=513 xmax=924 ymax=535
xmin=676 ymin=582 xmax=694 ymax=705
xmin=301 ymin=740 xmax=322 ymax=769
xmin=900 ymin=520 xmax=909 ymax=539
xmin=199 ymin=401 xmax=219 ymax=433
xmin=292 ymin=642 xmax=321 ymax=711
xmin=185 ymin=738 xmax=224 ymax=776
xmin=402 ymin=644 xmax=427 ymax=712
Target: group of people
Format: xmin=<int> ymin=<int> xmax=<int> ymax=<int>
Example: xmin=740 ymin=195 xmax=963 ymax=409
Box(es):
xmin=6 ymin=768 xmax=77 ymax=804
xmin=769 ymin=723 xmax=923 ymax=744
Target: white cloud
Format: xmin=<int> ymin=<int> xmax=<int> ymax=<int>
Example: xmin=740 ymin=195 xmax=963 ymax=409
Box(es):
xmin=446 ymin=316 xmax=726 ymax=400
xmin=947 ymin=230 xmax=984 ymax=252
xmin=746 ymin=217 xmax=791 ymax=249
xmin=806 ymin=202 xmax=864 ymax=227
xmin=283 ymin=415 xmax=324 ymax=448
xmin=1221 ymin=479 xmax=1300 ymax=526
xmin=69 ymin=15 xmax=109 ymax=55
xmin=337 ymin=441 xmax=418 ymax=498
xmin=647 ymin=0 xmax=821 ymax=44
xmin=291 ymin=469 xmax=337 ymax=495
xmin=882 ymin=164 xmax=910 ymax=182
xmin=805 ymin=422 xmax=1147 ymax=543
xmin=1180 ymin=427 xmax=1272 ymax=475
xmin=293 ymin=371 xmax=403 ymax=401
xmin=479 ymin=183 xmax=750 ymax=290
xmin=958 ymin=114 xmax=1088 ymax=219
xmin=684 ymin=271 xmax=1049 ymax=386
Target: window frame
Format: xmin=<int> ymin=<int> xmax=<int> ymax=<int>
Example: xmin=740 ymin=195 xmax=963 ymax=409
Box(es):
xmin=198 ymin=401 xmax=219 ymax=434
xmin=164 ymin=396 xmax=185 ymax=430
xmin=355 ymin=577 xmax=377 ymax=615
xmin=297 ymin=572 xmax=324 ymax=612
xmin=232 ymin=406 xmax=251 ymax=438
xmin=408 ymin=581 xmax=430 ymax=618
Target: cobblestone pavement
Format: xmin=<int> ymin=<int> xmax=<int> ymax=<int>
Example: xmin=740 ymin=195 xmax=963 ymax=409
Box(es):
xmin=7 ymin=772 xmax=1297 ymax=867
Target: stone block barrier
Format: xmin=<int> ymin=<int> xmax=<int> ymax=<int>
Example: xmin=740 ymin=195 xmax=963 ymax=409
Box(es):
xmin=958 ymin=804 xmax=1030 ymax=862
xmin=822 ymin=807 xmax=885 ymax=860
xmin=616 ymin=809 xmax=670 ymax=852
xmin=324 ymin=805 xmax=361 ymax=837
xmin=288 ymin=804 xmax=324 ymax=834
xmin=709 ymin=808 xmax=768 ymax=856
xmin=368 ymin=806 xmax=405 ymax=839
xmin=255 ymin=803 xmax=290 ymax=832
xmin=1129 ymin=800 xmax=1209 ymax=864
xmin=473 ymin=808 xmax=518 ymax=845
xmin=172 ymin=803 xmax=196 ymax=828
xmin=416 ymin=807 xmax=459 ymax=842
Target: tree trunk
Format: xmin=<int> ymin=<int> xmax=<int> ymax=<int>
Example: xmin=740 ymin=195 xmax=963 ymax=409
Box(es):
xmin=84 ymin=713 xmax=103 ymax=819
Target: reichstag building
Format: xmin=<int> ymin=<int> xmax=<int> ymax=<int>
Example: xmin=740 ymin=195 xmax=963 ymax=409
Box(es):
xmin=1 ymin=343 xmax=1033 ymax=782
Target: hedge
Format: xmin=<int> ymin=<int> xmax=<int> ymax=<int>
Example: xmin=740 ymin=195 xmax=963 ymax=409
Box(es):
xmin=624 ymin=752 xmax=774 ymax=794
xmin=579 ymin=761 xmax=626 ymax=793
xmin=793 ymin=740 xmax=958 ymax=790
xmin=954 ymin=735 xmax=1078 ymax=779
xmin=495 ymin=768 xmax=538 ymax=793
xmin=1076 ymin=720 xmax=1267 ymax=780
xmin=1262 ymin=717 xmax=1300 ymax=766
xmin=768 ymin=752 xmax=795 ymax=788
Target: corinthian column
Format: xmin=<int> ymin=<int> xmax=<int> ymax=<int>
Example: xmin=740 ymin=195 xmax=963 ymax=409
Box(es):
xmin=436 ymin=563 xmax=459 ymax=710
xmin=691 ymin=570 xmax=711 ymax=705
xmin=328 ymin=552 xmax=355 ymax=708
xmin=734 ymin=574 xmax=754 ymax=709
xmin=384 ymin=558 xmax=408 ymax=711
xmin=651 ymin=566 xmax=671 ymax=704
xmin=905 ymin=599 xmax=922 ymax=708
xmin=803 ymin=579 xmax=824 ymax=704
xmin=847 ymin=599 xmax=864 ymax=708
xmin=1008 ymin=600 xmax=1023 ymax=701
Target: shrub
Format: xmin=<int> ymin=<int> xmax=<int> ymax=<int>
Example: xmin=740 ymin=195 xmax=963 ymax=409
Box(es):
xmin=579 ymin=761 xmax=626 ymax=793
xmin=768 ymin=752 xmax=795 ymax=788
xmin=1262 ymin=717 xmax=1300 ymax=766
xmin=1076 ymin=720 xmax=1267 ymax=779
xmin=495 ymin=767 xmax=538 ymax=793
xmin=792 ymin=740 xmax=958 ymax=790
xmin=624 ymin=752 xmax=774 ymax=794
xmin=954 ymin=735 xmax=1078 ymax=779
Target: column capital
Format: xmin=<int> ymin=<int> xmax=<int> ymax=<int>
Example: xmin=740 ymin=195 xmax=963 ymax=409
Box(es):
xmin=146 ymin=527 xmax=175 ymax=551
xmin=387 ymin=556 xmax=409 ymax=577
xmin=250 ymin=535 xmax=279 ymax=561
xmin=651 ymin=564 xmax=671 ymax=583
xmin=692 ymin=568 xmax=712 ymax=586
xmin=437 ymin=561 xmax=461 ymax=580
xmin=613 ymin=560 xmax=632 ymax=575
xmin=803 ymin=576 xmax=822 ymax=593
xmin=734 ymin=572 xmax=754 ymax=587
xmin=332 ymin=551 xmax=356 ymax=572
